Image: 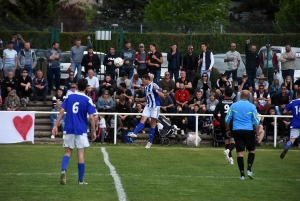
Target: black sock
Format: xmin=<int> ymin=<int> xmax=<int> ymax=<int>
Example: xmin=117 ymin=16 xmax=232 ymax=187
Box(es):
xmin=237 ymin=157 xmax=244 ymax=177
xmin=247 ymin=153 xmax=255 ymax=172
xmin=225 ymin=144 xmax=229 ymax=150
xmin=228 ymin=143 xmax=235 ymax=157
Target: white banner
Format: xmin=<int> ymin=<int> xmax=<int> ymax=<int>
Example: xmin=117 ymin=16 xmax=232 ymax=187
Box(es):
xmin=0 ymin=111 xmax=35 ymax=144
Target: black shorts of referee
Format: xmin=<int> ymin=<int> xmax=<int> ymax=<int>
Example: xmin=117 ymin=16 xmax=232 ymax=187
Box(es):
xmin=231 ymin=130 xmax=255 ymax=152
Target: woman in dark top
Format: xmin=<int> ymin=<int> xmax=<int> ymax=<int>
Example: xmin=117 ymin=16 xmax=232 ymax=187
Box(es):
xmin=195 ymin=72 xmax=211 ymax=100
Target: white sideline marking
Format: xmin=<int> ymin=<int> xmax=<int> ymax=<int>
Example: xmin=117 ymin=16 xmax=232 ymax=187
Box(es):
xmin=101 ymin=147 xmax=127 ymax=201
xmin=1 ymin=172 xmax=299 ymax=182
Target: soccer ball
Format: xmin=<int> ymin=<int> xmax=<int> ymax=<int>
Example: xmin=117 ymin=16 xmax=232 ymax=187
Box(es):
xmin=114 ymin=57 xmax=124 ymax=67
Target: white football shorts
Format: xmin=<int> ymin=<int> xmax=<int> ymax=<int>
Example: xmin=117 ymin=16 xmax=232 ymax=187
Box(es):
xmin=290 ymin=128 xmax=300 ymax=139
xmin=142 ymin=106 xmax=160 ymax=119
xmin=63 ymin=134 xmax=90 ymax=149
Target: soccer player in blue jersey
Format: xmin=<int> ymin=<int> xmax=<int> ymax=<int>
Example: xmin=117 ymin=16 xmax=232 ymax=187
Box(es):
xmin=128 ymin=74 xmax=164 ymax=149
xmin=280 ymin=88 xmax=300 ymax=159
xmin=52 ymin=78 xmax=96 ymax=185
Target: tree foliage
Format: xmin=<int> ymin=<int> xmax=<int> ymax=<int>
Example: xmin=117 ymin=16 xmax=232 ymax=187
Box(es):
xmin=143 ymin=0 xmax=230 ymax=33
xmin=95 ymin=0 xmax=149 ymax=29
xmin=274 ymin=0 xmax=300 ymax=33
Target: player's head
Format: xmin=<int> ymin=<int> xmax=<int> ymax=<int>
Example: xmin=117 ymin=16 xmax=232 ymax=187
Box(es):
xmin=224 ymin=87 xmax=233 ymax=98
xmin=142 ymin=74 xmax=150 ymax=85
xmin=77 ymin=78 xmax=88 ymax=91
xmin=296 ymin=88 xmax=300 ymax=98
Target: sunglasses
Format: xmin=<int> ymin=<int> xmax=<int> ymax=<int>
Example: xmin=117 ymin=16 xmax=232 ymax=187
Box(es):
xmin=139 ymin=46 xmax=144 ymax=48
xmin=281 ymin=88 xmax=286 ymax=90
xmin=71 ymin=87 xmax=76 ymax=89
xmin=202 ymin=75 xmax=207 ymax=77
xmin=165 ymin=74 xmax=170 ymax=76
xmin=104 ymin=94 xmax=108 ymax=95
xmin=23 ymin=72 xmax=28 ymax=73
xmin=69 ymin=74 xmax=74 ymax=76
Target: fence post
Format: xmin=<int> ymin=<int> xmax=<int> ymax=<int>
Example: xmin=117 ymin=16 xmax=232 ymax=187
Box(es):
xmin=189 ymin=29 xmax=192 ymax=45
xmin=114 ymin=113 xmax=117 ymax=145
xmin=195 ymin=115 xmax=199 ymax=146
xmin=274 ymin=116 xmax=277 ymax=148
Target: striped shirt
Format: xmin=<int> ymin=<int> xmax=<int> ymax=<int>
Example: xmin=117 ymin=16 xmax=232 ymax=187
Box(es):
xmin=3 ymin=49 xmax=17 ymax=67
xmin=225 ymin=99 xmax=259 ymax=130
xmin=145 ymin=82 xmax=161 ymax=107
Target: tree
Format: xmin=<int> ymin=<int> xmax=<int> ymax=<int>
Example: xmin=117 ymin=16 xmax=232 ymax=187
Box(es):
xmin=274 ymin=0 xmax=300 ymax=33
xmin=95 ymin=0 xmax=149 ymax=29
xmin=143 ymin=0 xmax=231 ymax=33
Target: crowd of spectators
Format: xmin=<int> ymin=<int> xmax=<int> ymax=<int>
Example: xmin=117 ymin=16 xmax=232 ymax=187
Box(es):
xmin=0 ymin=35 xmax=299 ymax=144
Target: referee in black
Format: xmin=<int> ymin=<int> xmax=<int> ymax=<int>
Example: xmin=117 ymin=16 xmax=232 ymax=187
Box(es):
xmin=225 ymin=90 xmax=260 ymax=180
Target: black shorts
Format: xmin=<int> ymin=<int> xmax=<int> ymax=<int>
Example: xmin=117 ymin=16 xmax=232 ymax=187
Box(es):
xmin=232 ymin=130 xmax=255 ymax=152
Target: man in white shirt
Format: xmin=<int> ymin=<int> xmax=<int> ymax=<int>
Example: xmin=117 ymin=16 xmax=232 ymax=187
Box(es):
xmin=2 ymin=41 xmax=18 ymax=76
xmin=85 ymin=69 xmax=99 ymax=95
xmin=224 ymin=43 xmax=241 ymax=88
xmin=199 ymin=43 xmax=214 ymax=79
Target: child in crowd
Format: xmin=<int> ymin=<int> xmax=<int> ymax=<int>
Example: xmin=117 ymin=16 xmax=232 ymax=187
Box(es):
xmin=86 ymin=85 xmax=96 ymax=103
xmin=202 ymin=116 xmax=213 ymax=135
xmin=50 ymin=101 xmax=66 ymax=139
xmin=96 ymin=114 xmax=106 ymax=143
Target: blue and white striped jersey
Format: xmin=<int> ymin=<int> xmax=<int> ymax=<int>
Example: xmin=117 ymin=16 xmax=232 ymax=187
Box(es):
xmin=144 ymin=82 xmax=161 ymax=108
xmin=62 ymin=92 xmax=96 ymax=135
xmin=285 ymin=98 xmax=300 ymax=129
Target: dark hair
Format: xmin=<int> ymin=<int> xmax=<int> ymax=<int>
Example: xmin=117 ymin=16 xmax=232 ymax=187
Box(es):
xmin=259 ymin=85 xmax=264 ymax=88
xmin=57 ymin=88 xmax=63 ymax=92
xmin=297 ymin=88 xmax=300 ymax=97
xmin=106 ymin=74 xmax=111 ymax=78
xmin=76 ymin=39 xmax=81 ymax=42
xmin=88 ymin=46 xmax=93 ymax=50
xmin=8 ymin=41 xmax=14 ymax=45
xmin=69 ymin=71 xmax=75 ymax=75
xmin=22 ymin=69 xmax=28 ymax=72
xmin=224 ymin=87 xmax=233 ymax=97
xmin=201 ymin=43 xmax=207 ymax=47
xmin=150 ymin=43 xmax=156 ymax=48
xmin=110 ymin=46 xmax=116 ymax=50
xmin=281 ymin=83 xmax=286 ymax=88
xmin=124 ymin=40 xmax=131 ymax=44
xmin=142 ymin=74 xmax=150 ymax=80
xmin=119 ymin=82 xmax=126 ymax=88
xmin=121 ymin=72 xmax=128 ymax=77
xmin=77 ymin=78 xmax=88 ymax=91
xmin=52 ymin=42 xmax=59 ymax=46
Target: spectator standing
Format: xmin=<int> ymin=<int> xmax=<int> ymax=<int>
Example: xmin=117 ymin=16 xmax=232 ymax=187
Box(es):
xmin=46 ymin=42 xmax=61 ymax=95
xmin=70 ymin=37 xmax=92 ymax=80
xmin=18 ymin=42 xmax=37 ymax=77
xmin=148 ymin=44 xmax=163 ymax=84
xmin=167 ymin=43 xmax=182 ymax=82
xmin=85 ymin=69 xmax=99 ymax=95
xmin=224 ymin=43 xmax=241 ymax=88
xmin=159 ymin=71 xmax=175 ymax=99
xmin=63 ymin=71 xmax=77 ymax=95
xmin=279 ymin=44 xmax=296 ymax=83
xmin=135 ymin=43 xmax=149 ymax=78
xmin=245 ymin=39 xmax=259 ymax=88
xmin=18 ymin=69 xmax=32 ymax=102
xmin=259 ymin=44 xmax=278 ymax=85
xmin=97 ymin=90 xmax=114 ymax=112
xmin=195 ymin=72 xmax=211 ymax=100
xmin=99 ymin=74 xmax=116 ymax=96
xmin=2 ymin=70 xmax=18 ymax=101
xmin=2 ymin=41 xmax=18 ymax=76
xmin=236 ymin=73 xmax=253 ymax=103
xmin=225 ymin=90 xmax=260 ymax=180
xmin=81 ymin=47 xmax=100 ymax=77
xmin=32 ymin=70 xmax=48 ymax=103
xmin=11 ymin=34 xmax=25 ymax=53
xmin=183 ymin=45 xmax=198 ymax=83
xmin=199 ymin=43 xmax=214 ymax=78
xmin=120 ymin=40 xmax=136 ymax=79
xmin=103 ymin=46 xmax=118 ymax=80
xmin=96 ymin=115 xmax=106 ymax=144
xmin=4 ymin=90 xmax=20 ymax=111
xmin=174 ymin=82 xmax=190 ymax=112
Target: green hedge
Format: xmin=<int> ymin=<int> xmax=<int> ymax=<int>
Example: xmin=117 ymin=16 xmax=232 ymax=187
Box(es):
xmin=1 ymin=30 xmax=300 ymax=54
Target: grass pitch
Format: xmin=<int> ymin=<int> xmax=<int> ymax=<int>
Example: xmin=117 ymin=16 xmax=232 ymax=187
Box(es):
xmin=0 ymin=144 xmax=299 ymax=201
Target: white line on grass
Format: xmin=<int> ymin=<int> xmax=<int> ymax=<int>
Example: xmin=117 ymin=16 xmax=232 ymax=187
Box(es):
xmin=101 ymin=147 xmax=127 ymax=201
xmin=1 ymin=172 xmax=300 ymax=182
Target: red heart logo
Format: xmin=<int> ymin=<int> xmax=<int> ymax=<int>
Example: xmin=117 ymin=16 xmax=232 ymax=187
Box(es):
xmin=13 ymin=115 xmax=33 ymax=140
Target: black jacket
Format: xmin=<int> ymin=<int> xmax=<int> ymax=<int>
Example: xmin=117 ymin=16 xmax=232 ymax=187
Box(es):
xmin=183 ymin=53 xmax=198 ymax=71
xmin=167 ymin=49 xmax=182 ymax=70
xmin=81 ymin=54 xmax=101 ymax=73
xmin=245 ymin=44 xmax=259 ymax=71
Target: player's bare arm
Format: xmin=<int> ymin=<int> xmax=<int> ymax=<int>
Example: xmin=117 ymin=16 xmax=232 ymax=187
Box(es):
xmin=52 ymin=108 xmax=65 ymax=136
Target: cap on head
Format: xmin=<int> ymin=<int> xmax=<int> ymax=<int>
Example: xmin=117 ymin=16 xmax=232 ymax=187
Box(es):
xmin=188 ymin=45 xmax=193 ymax=49
xmin=243 ymin=73 xmax=248 ymax=78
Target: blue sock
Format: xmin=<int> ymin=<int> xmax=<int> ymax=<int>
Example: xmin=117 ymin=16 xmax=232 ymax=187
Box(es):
xmin=134 ymin=122 xmax=145 ymax=134
xmin=285 ymin=141 xmax=293 ymax=149
xmin=78 ymin=163 xmax=85 ymax=182
xmin=148 ymin=128 xmax=156 ymax=143
xmin=61 ymin=155 xmax=70 ymax=171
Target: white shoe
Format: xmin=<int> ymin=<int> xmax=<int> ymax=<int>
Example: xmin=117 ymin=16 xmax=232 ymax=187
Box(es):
xmin=63 ymin=134 xmax=66 ymax=139
xmin=229 ymin=157 xmax=234 ymax=165
xmin=128 ymin=133 xmax=137 ymax=138
xmin=145 ymin=142 xmax=152 ymax=149
xmin=51 ymin=135 xmax=55 ymax=139
xmin=223 ymin=149 xmax=229 ymax=162
xmin=181 ymin=130 xmax=185 ymax=136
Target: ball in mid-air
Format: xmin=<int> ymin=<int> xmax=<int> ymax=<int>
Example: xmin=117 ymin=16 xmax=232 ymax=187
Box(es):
xmin=114 ymin=57 xmax=124 ymax=67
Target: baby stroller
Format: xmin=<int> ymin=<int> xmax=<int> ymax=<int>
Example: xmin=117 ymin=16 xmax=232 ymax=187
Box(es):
xmin=153 ymin=115 xmax=182 ymax=146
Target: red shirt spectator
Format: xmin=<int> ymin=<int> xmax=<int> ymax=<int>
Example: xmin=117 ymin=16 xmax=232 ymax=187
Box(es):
xmin=175 ymin=83 xmax=190 ymax=112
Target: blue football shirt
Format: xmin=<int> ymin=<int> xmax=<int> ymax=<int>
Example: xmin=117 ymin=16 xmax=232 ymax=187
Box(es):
xmin=285 ymin=98 xmax=300 ymax=129
xmin=62 ymin=92 xmax=96 ymax=135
